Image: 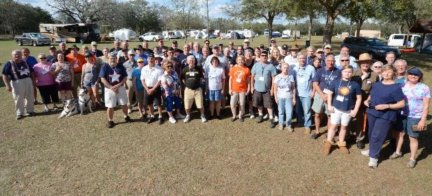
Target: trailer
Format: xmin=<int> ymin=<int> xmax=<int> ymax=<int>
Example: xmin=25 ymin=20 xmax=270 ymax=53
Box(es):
xmin=39 ymin=23 xmax=101 ymax=43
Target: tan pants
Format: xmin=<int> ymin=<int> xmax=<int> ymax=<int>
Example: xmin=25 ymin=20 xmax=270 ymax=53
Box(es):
xmin=184 ymin=87 xmax=203 ymax=109
xmin=10 ymin=77 xmax=34 ymax=115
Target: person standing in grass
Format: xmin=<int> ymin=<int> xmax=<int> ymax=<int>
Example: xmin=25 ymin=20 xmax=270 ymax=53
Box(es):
xmin=132 ymin=58 xmax=146 ymax=121
xmin=51 ymin=53 xmax=74 ymax=105
xmin=323 ymin=65 xmax=362 ymax=155
xmin=99 ymin=52 xmax=131 ymax=128
xmin=182 ymin=55 xmax=207 ymax=123
xmin=2 ymin=50 xmax=35 ymax=120
xmin=229 ymin=55 xmax=251 ymax=122
xmin=389 ymin=67 xmax=430 ymax=168
xmin=205 ymin=56 xmax=226 ymax=120
xmin=33 ymin=53 xmax=59 ymax=113
xmin=362 ymin=65 xmax=405 ymax=168
xmin=81 ymin=52 xmax=101 ymax=108
xmin=160 ymin=60 xmax=186 ymax=124
xmin=273 ymin=63 xmax=296 ymax=131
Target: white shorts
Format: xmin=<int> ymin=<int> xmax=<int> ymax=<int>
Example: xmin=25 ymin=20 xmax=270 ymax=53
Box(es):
xmin=330 ymin=108 xmax=352 ymax=126
xmin=104 ymin=86 xmax=128 ymax=108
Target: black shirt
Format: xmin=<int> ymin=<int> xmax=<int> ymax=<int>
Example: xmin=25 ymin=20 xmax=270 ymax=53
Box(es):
xmin=182 ymin=66 xmax=204 ymax=90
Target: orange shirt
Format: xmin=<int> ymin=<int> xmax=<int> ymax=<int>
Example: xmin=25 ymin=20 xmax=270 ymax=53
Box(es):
xmin=229 ymin=65 xmax=250 ymax=93
xmin=66 ymin=53 xmax=86 ymax=73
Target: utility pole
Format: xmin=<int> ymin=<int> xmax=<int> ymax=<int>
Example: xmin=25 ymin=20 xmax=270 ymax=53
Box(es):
xmin=206 ymin=0 xmax=209 ymax=38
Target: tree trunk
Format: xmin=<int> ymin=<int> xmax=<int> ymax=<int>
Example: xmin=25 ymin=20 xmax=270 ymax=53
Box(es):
xmin=267 ymin=20 xmax=273 ymax=45
xmin=356 ymin=21 xmax=363 ymax=38
xmin=398 ymin=24 xmax=403 ymax=34
xmin=308 ymin=14 xmax=313 ymax=41
xmin=323 ymin=14 xmax=335 ymax=44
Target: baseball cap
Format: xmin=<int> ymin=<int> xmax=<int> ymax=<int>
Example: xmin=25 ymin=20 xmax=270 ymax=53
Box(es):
xmin=84 ymin=52 xmax=93 ymax=58
xmin=316 ymin=48 xmax=324 ymax=53
xmin=137 ymin=58 xmax=144 ymax=63
xmin=243 ymin=39 xmax=250 ymax=43
xmin=91 ymin=41 xmax=97 ymax=46
xmin=324 ymin=44 xmax=332 ymax=49
xmin=127 ymin=49 xmax=135 ymax=55
xmin=407 ymin=67 xmax=423 ymax=77
xmin=281 ymin=44 xmax=288 ymax=50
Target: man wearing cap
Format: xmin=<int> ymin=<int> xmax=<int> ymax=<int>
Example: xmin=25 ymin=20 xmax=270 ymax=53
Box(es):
xmin=311 ymin=54 xmax=341 ymax=139
xmin=66 ymin=45 xmax=86 ymax=99
xmin=81 ymin=52 xmax=102 ymax=106
xmin=294 ymin=53 xmax=316 ymax=134
xmin=204 ymin=45 xmax=229 ymax=72
xmin=335 ymin=46 xmax=357 ymax=70
xmin=351 ymin=53 xmax=378 ymax=149
xmin=243 ymin=39 xmax=250 ymax=49
xmin=316 ymin=48 xmax=326 ymax=68
xmin=182 ymin=55 xmax=207 ymax=123
xmin=47 ymin=46 xmax=58 ymax=63
xmin=140 ymin=53 xmax=164 ymax=124
xmin=251 ymin=50 xmax=277 ymax=128
xmin=123 ymin=50 xmax=138 ymax=114
xmin=284 ymin=44 xmax=301 ymax=68
xmin=324 ymin=44 xmax=332 ymax=56
xmin=171 ymin=40 xmax=178 ymax=50
xmin=2 ymin=50 xmax=35 ymax=120
xmin=280 ymin=44 xmax=289 ymax=58
xmin=90 ymin=41 xmax=103 ymax=57
xmin=99 ymin=52 xmax=131 ymax=128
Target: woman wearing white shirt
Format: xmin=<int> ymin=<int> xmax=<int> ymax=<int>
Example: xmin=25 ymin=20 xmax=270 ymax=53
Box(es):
xmin=273 ymin=63 xmax=296 ymax=131
xmin=206 ymin=56 xmax=226 ymax=119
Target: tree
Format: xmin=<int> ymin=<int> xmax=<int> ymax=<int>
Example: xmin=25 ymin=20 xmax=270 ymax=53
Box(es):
xmin=288 ymin=0 xmax=323 ymax=41
xmin=318 ymin=0 xmax=352 ymax=44
xmin=48 ymin=0 xmax=118 ymax=23
xmin=344 ymin=0 xmax=376 ymax=37
xmin=228 ymin=0 xmax=293 ymax=44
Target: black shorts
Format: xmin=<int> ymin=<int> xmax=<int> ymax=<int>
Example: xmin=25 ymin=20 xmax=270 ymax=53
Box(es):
xmin=143 ymin=87 xmax=162 ymax=107
xmin=253 ymin=91 xmax=273 ymax=108
xmin=38 ymin=84 xmax=60 ymax=104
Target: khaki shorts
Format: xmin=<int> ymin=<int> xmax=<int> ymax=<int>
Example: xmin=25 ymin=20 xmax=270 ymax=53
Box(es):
xmin=311 ymin=94 xmax=329 ymax=115
xmin=184 ymin=87 xmax=203 ymax=109
xmin=104 ymin=86 xmax=127 ymax=108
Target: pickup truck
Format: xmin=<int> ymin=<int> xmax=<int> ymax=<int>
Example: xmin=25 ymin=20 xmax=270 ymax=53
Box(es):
xmin=15 ymin=33 xmax=51 ymax=46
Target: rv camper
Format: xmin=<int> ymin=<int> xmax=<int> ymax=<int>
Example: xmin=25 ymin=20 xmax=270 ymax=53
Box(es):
xmin=39 ymin=23 xmax=101 ymax=43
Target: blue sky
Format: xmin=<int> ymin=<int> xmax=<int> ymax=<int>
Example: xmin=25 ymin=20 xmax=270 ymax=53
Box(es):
xmin=22 ymin=0 xmax=289 ymax=24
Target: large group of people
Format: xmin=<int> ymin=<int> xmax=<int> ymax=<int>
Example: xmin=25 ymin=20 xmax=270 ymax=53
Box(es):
xmin=2 ymin=38 xmax=430 ymax=169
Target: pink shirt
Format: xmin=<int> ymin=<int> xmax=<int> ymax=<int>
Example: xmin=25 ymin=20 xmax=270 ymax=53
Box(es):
xmin=34 ymin=62 xmax=55 ymax=86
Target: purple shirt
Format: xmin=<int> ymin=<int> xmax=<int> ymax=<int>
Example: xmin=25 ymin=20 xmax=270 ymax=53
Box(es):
xmin=33 ymin=62 xmax=55 ymax=86
xmin=402 ymin=83 xmax=430 ymax=118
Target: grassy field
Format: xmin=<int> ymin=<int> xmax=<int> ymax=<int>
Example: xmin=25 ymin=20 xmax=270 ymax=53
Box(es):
xmin=1 ymin=36 xmax=432 ymax=194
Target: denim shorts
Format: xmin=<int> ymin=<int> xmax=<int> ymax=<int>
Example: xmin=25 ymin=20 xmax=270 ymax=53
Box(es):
xmin=404 ymin=117 xmax=421 ymax=138
xmin=208 ymin=90 xmax=222 ymax=101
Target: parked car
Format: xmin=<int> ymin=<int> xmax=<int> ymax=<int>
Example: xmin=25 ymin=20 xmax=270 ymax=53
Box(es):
xmin=138 ymin=32 xmax=163 ymax=42
xmin=388 ymin=34 xmax=420 ymax=48
xmin=282 ymin=34 xmax=290 ymax=39
xmin=272 ymin=31 xmax=282 ymax=38
xmin=341 ymin=37 xmax=401 ymax=61
xmin=110 ymin=28 xmax=137 ymax=41
xmin=15 ymin=33 xmax=51 ymax=46
xmin=162 ymin=31 xmax=180 ymax=40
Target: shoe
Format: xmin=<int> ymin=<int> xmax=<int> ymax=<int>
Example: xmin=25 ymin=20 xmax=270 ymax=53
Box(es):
xmin=337 ymin=141 xmax=350 ymax=154
xmin=201 ymin=115 xmax=207 ymax=123
xmin=147 ymin=115 xmax=154 ymax=124
xmin=368 ymin=157 xmax=378 ymax=168
xmin=183 ymin=115 xmax=191 ymax=123
xmin=269 ymin=120 xmax=276 ymax=128
xmin=274 ymin=116 xmax=279 ymax=122
xmin=141 ymin=115 xmax=147 ymax=122
xmin=16 ymin=115 xmax=23 ymax=120
xmin=286 ymin=127 xmax=294 ymax=133
xmin=407 ymin=159 xmax=416 ymax=168
xmin=169 ymin=117 xmax=176 ymax=124
xmin=356 ymin=141 xmax=365 ymax=149
xmin=231 ymin=117 xmax=236 ymax=122
xmin=256 ymin=115 xmax=263 ymax=123
xmin=323 ymin=140 xmax=333 ymax=155
xmin=43 ymin=108 xmax=50 ymax=113
xmin=175 ymin=113 xmax=186 ymax=119
xmin=216 ymin=115 xmax=222 ymax=120
xmin=106 ymin=121 xmax=115 ymax=128
xmin=34 ymin=100 xmax=40 ymax=105
xmin=310 ymin=133 xmax=319 ymax=140
xmin=304 ymin=127 xmax=311 ymax=135
xmin=128 ymin=109 xmax=132 ymax=114
xmin=250 ymin=114 xmax=255 ymax=119
xmin=278 ymin=124 xmax=283 ymax=130
xmin=239 ymin=117 xmax=244 ymax=122
xmin=25 ymin=112 xmax=35 ymax=117
xmin=389 ymin=152 xmax=402 ymax=160
xmin=124 ymin=116 xmax=132 ymax=123
xmin=361 ymin=149 xmax=370 ymax=157
xmin=263 ymin=114 xmax=268 ymax=119
xmin=158 ymin=118 xmax=164 ymax=125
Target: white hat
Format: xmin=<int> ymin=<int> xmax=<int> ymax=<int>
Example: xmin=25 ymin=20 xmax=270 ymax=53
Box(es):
xmin=243 ymin=39 xmax=250 ymax=43
xmin=91 ymin=41 xmax=97 ymax=46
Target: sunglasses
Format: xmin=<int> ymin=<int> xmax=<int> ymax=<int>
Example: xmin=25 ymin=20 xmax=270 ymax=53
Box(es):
xmin=374 ymin=66 xmax=382 ymax=68
xmin=166 ymin=66 xmax=173 ymax=68
xmin=39 ymin=57 xmax=46 ymax=59
xmin=138 ymin=61 xmax=144 ymax=63
xmin=341 ymin=59 xmax=349 ymax=62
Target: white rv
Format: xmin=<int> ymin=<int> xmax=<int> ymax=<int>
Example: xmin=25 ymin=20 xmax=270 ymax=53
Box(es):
xmin=388 ymin=34 xmax=420 ymax=48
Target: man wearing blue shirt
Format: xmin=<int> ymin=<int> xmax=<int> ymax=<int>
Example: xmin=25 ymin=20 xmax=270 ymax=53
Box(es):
xmin=22 ymin=48 xmax=39 ymax=104
xmin=294 ymin=53 xmax=315 ymax=134
xmin=251 ymin=51 xmax=278 ymax=128
xmin=99 ymin=52 xmax=131 ymax=128
xmin=311 ymin=54 xmax=341 ymax=139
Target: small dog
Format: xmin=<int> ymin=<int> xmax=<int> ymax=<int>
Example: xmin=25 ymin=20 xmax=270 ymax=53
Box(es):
xmin=58 ymin=99 xmax=78 ymax=118
xmin=78 ymin=88 xmax=93 ymax=115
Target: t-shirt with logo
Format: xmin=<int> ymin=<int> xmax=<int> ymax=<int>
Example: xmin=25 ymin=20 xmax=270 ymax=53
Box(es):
xmin=33 ymin=62 xmax=55 ymax=86
xmin=251 ymin=62 xmax=277 ymax=93
xmin=182 ymin=66 xmax=204 ymax=90
xmin=99 ymin=63 xmax=127 ymax=86
xmin=2 ymin=60 xmax=33 ymax=81
xmin=66 ymin=53 xmax=86 ymax=74
xmin=229 ymin=66 xmax=250 ymax=93
xmin=51 ymin=62 xmax=72 ymax=83
xmin=401 ymin=82 xmax=430 ymax=118
xmin=312 ymin=67 xmax=341 ymax=92
xmin=205 ymin=65 xmax=225 ymax=91
xmin=329 ymin=79 xmax=361 ymax=111
xmin=274 ymin=74 xmax=295 ymax=99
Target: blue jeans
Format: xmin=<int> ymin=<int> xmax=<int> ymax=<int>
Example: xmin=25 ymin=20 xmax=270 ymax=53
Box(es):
xmin=296 ymin=96 xmax=312 ymax=128
xmin=368 ymin=114 xmax=393 ymax=159
xmin=278 ymin=98 xmax=293 ymax=126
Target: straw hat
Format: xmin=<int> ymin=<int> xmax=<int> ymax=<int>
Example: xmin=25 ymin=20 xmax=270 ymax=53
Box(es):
xmin=356 ymin=53 xmax=374 ymax=63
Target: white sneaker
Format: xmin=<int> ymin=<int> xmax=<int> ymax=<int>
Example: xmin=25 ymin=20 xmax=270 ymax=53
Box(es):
xmin=201 ymin=115 xmax=207 ymax=123
xmin=183 ymin=115 xmax=191 ymax=123
xmin=250 ymin=114 xmax=255 ymax=119
xmin=274 ymin=116 xmax=279 ymax=122
xmin=175 ymin=113 xmax=186 ymax=119
xmin=361 ymin=149 xmax=370 ymax=157
xmin=128 ymin=109 xmax=132 ymax=114
xmin=368 ymin=157 xmax=378 ymax=168
xmin=169 ymin=117 xmax=176 ymax=124
xmin=263 ymin=114 xmax=268 ymax=119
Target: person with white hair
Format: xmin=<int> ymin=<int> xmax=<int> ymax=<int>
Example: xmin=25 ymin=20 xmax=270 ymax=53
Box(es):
xmin=2 ymin=50 xmax=35 ymax=119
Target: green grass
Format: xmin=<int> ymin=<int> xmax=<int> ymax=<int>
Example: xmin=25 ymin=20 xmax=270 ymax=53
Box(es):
xmin=1 ymin=37 xmax=432 ymax=194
